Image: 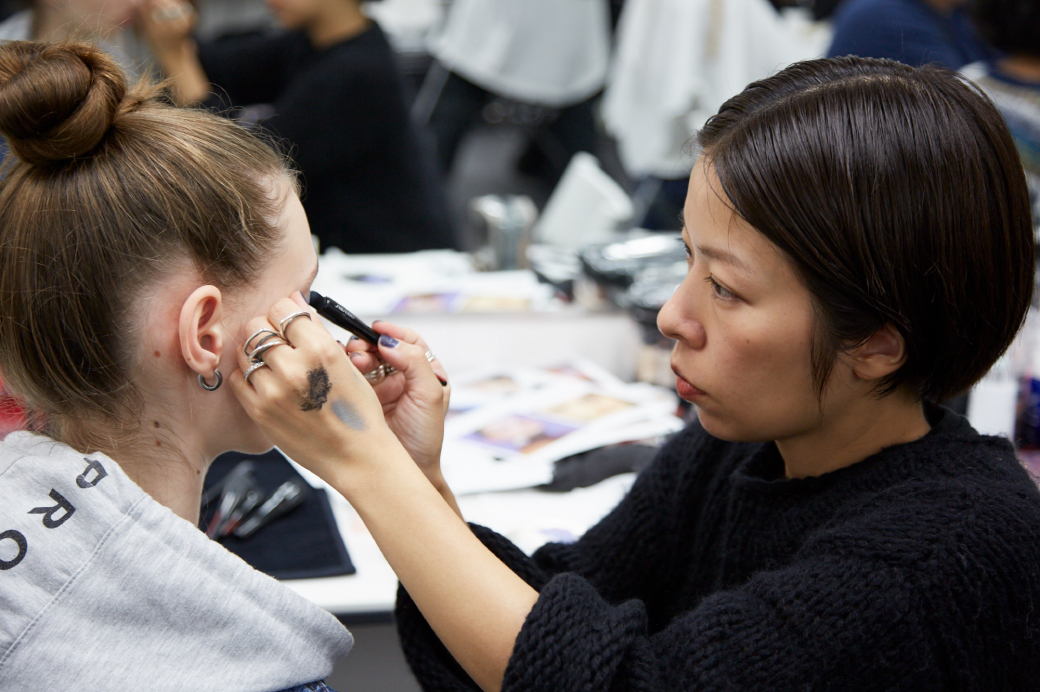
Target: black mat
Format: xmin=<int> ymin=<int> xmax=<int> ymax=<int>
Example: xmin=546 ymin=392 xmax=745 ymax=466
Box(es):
xmin=201 ymin=449 xmax=356 ymax=580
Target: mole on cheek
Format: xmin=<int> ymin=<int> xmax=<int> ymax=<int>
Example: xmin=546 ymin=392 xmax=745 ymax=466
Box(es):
xmin=154 ymin=351 xmax=161 ymax=358
xmin=155 ymin=440 xmax=161 ymax=447
xmin=153 ymin=421 xmax=160 ymax=428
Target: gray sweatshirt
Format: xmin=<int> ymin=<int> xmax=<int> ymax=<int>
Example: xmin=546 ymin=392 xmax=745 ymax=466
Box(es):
xmin=0 ymin=431 xmax=352 ymax=691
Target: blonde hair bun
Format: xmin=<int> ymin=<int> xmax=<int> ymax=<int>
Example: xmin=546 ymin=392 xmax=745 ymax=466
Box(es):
xmin=0 ymin=41 xmax=128 ymax=166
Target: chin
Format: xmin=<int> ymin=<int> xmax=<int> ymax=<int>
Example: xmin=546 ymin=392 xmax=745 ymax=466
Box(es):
xmin=694 ymin=407 xmax=763 ymax=443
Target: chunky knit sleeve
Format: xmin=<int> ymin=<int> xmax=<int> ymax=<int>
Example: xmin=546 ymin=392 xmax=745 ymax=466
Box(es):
xmin=395 ymin=424 xmax=718 ymax=691
xmin=528 ymin=426 xmax=719 ymax=607
xmin=503 ymin=554 xmax=934 ymax=692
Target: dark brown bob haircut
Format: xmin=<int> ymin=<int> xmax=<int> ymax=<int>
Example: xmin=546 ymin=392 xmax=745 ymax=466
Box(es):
xmin=699 ymin=57 xmax=1035 ymax=403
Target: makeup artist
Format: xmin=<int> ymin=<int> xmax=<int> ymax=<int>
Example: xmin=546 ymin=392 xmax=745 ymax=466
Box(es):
xmin=232 ymin=57 xmax=1040 ymax=692
xmin=137 ymin=0 xmax=456 ymax=255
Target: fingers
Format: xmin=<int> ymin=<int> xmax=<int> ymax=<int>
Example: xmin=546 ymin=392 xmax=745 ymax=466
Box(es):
xmin=371 ymin=320 xmax=448 ymax=385
xmin=371 ymin=320 xmax=430 ymax=352
xmin=140 ymin=0 xmax=195 ymax=37
xmin=347 ymin=350 xmax=382 ymax=377
xmin=376 ymin=335 xmax=443 ymax=399
xmin=235 ymin=298 xmax=337 ymax=386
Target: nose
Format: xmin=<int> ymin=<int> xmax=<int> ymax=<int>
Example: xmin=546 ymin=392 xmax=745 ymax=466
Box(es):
xmin=657 ymin=276 xmax=706 ymax=350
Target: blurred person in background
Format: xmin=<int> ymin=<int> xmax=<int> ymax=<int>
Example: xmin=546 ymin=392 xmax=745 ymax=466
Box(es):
xmin=416 ymin=0 xmax=612 ymax=186
xmin=962 ymin=0 xmax=1040 ymax=233
xmin=0 ymin=0 xmax=144 ymax=75
xmin=827 ymin=0 xmax=995 ymax=69
xmin=603 ymin=0 xmax=829 ymax=229
xmin=140 ymin=0 xmax=458 ymax=255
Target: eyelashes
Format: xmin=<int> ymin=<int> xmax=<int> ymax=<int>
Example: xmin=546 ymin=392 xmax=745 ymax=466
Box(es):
xmin=705 ymin=276 xmax=736 ymax=301
xmin=682 ymin=237 xmax=738 ymax=302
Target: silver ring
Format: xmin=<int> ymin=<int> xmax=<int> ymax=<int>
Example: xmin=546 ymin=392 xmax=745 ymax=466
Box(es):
xmin=363 ymin=363 xmax=387 ymax=384
xmin=365 ymin=351 xmax=432 ymax=382
xmin=278 ymin=311 xmax=312 ymax=340
xmin=152 ymin=4 xmax=190 ymax=22
xmin=243 ymin=361 xmax=268 ymax=384
xmin=244 ymin=328 xmax=279 ymax=356
xmin=248 ymin=337 xmax=289 ymax=364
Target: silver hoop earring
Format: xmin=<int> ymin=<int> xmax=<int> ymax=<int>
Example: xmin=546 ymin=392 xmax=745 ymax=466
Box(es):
xmin=198 ymin=370 xmax=223 ymax=391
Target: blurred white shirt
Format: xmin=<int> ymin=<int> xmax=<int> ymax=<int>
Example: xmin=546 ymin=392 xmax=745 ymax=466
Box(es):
xmin=603 ymin=0 xmax=830 ymax=178
xmin=431 ymin=0 xmax=611 ymax=107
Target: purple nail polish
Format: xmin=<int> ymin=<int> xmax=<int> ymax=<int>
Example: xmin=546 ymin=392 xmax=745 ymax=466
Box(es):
xmin=379 ymin=334 xmax=399 ymax=348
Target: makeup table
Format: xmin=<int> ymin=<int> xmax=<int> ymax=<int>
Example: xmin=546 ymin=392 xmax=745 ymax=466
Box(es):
xmin=282 ymin=469 xmax=640 ymax=620
xmin=281 ymin=250 xmax=651 ymax=618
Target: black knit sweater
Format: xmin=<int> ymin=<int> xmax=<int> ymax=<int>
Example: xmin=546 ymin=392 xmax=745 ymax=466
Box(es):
xmin=396 ymin=406 xmax=1040 ymax=691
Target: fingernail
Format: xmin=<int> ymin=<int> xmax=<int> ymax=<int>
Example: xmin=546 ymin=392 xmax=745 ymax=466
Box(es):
xmin=437 ymin=374 xmax=448 ymax=386
xmin=348 ymin=351 xmax=363 ymax=360
xmin=379 ymin=334 xmax=398 ymax=349
xmin=348 ymin=335 xmax=359 ymax=342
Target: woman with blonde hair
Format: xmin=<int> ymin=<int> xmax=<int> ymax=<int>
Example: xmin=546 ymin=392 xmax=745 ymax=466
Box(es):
xmin=0 ymin=40 xmax=356 ymax=690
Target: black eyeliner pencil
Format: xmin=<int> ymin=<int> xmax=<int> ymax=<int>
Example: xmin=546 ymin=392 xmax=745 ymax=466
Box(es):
xmin=308 ymin=290 xmax=380 ymax=344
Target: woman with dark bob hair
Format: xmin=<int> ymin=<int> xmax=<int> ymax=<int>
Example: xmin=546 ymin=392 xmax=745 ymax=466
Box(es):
xmin=235 ymin=55 xmax=1040 ymax=691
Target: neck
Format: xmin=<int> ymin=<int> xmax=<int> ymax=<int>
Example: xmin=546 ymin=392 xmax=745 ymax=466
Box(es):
xmin=115 ymin=434 xmax=209 ymax=520
xmin=105 ymin=398 xmax=215 ymax=525
xmin=31 ymin=7 xmax=111 ymax=42
xmin=32 ymin=7 xmax=69 ymax=42
xmin=306 ymin=1 xmax=368 ymax=49
xmin=999 ymin=56 xmax=1040 ymax=83
xmin=777 ymin=393 xmax=930 ymax=479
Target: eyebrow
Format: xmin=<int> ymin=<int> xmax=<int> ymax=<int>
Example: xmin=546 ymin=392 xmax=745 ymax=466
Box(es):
xmin=695 ymin=245 xmax=753 ymax=273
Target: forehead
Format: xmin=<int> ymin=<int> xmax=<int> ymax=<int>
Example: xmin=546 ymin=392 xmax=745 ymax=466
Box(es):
xmin=682 ymin=160 xmax=787 ymax=274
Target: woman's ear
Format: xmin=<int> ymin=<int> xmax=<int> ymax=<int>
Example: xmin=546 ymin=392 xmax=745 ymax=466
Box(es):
xmin=178 ymin=285 xmax=225 ymax=379
xmin=849 ymin=323 xmax=907 ymax=382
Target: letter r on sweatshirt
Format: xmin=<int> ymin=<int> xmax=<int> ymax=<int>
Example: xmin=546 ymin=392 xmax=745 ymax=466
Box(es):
xmin=29 ymin=489 xmax=76 ymax=529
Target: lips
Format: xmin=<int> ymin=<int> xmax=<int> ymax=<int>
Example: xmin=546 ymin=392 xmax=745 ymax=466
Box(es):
xmin=671 ymin=364 xmax=705 ymax=400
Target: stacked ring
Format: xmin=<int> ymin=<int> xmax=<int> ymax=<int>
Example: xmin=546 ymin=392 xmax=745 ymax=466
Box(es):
xmin=363 ymin=364 xmax=388 ymax=384
xmin=278 ymin=311 xmax=312 ymax=340
xmin=365 ymin=350 xmax=436 ymax=382
xmin=243 ymin=361 xmax=267 ymax=383
xmin=244 ymin=328 xmax=280 ymax=355
xmin=249 ymin=337 xmax=289 ymax=364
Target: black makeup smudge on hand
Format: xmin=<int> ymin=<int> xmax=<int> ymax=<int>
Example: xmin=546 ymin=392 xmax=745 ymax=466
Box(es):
xmin=300 ymin=367 xmax=332 ymax=411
